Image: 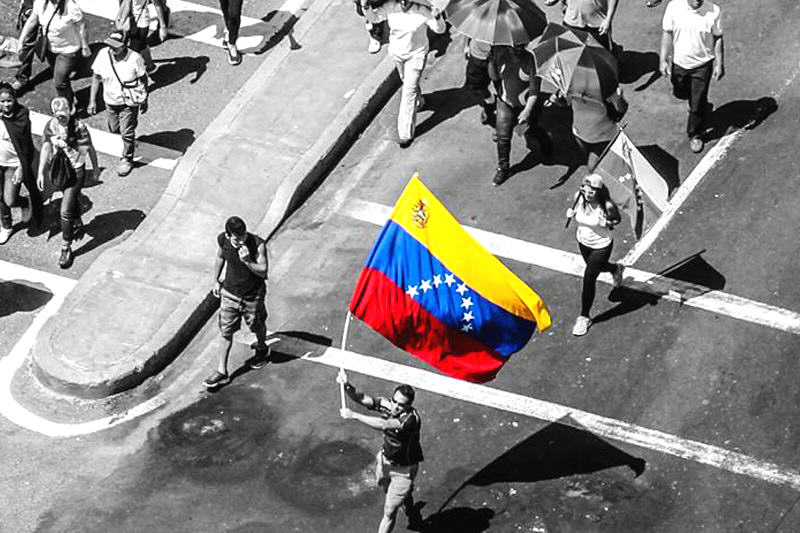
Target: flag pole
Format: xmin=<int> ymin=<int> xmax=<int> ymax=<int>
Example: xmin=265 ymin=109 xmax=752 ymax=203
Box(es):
xmin=588 ymin=123 xmax=626 ymax=172
xmin=339 ymin=310 xmax=352 ymax=410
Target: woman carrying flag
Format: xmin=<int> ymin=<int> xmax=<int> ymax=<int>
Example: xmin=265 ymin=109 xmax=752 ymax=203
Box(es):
xmin=565 ymin=173 xmax=623 ymax=336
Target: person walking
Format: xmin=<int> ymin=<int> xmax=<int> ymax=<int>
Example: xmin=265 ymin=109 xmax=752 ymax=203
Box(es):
xmin=487 ymin=44 xmax=543 ymax=186
xmin=355 ymin=0 xmax=387 ymax=54
xmin=464 ymin=38 xmax=495 ymax=126
xmin=16 ymin=0 xmax=91 ymax=106
xmin=37 ymin=97 xmax=98 ymax=269
xmin=203 ymin=216 xmax=270 ymax=389
xmin=373 ymin=0 xmax=446 ymax=148
xmin=568 ymin=85 xmax=627 ymax=169
xmin=565 ymin=173 xmax=623 ymax=336
xmin=88 ymin=30 xmax=149 ymax=177
xmin=115 ymin=0 xmax=169 ymax=74
xmin=545 ymin=0 xmax=619 ymax=51
xmin=0 ymin=82 xmax=42 ymax=243
xmin=218 ymin=0 xmax=245 ymax=65
xmin=659 ymin=0 xmax=724 ymax=153
xmin=11 ymin=0 xmax=36 ymax=93
xmin=338 ymin=373 xmax=424 ymax=533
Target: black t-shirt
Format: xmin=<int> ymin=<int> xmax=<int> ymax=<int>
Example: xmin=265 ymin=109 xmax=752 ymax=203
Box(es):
xmin=217 ymin=231 xmax=265 ymax=299
xmin=373 ymin=397 xmax=424 ymax=466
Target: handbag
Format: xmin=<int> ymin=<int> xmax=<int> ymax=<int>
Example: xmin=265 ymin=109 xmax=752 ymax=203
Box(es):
xmin=107 ymin=49 xmax=147 ymax=106
xmin=49 ymin=147 xmax=76 ymax=191
xmin=34 ymin=7 xmax=57 ymax=61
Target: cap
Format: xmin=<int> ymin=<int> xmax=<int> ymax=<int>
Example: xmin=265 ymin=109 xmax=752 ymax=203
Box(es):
xmin=104 ymin=30 xmax=127 ymax=48
xmin=583 ymin=173 xmax=603 ymax=189
xmin=50 ymin=96 xmax=72 ymax=117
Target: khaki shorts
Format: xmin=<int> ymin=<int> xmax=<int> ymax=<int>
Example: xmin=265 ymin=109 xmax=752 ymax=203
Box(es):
xmin=218 ymin=287 xmax=267 ymax=339
xmin=376 ymin=451 xmax=417 ymax=515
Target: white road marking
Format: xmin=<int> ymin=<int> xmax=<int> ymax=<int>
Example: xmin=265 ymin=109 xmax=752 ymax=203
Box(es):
xmin=77 ymin=0 xmax=305 ymax=53
xmin=306 ymin=345 xmax=800 ymax=491
xmin=30 ymin=111 xmax=180 ymax=171
xmin=622 ymin=129 xmax=741 ymax=266
xmin=342 ymin=199 xmax=800 ymax=335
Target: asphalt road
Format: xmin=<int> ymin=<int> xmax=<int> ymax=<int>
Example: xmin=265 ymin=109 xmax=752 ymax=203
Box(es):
xmin=3 ymin=0 xmax=800 ymax=532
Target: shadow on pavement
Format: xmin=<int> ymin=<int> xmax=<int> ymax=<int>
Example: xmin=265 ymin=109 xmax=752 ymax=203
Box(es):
xmin=73 ymin=209 xmax=146 ymax=258
xmin=594 ymin=251 xmax=725 ymax=325
xmin=0 ymin=281 xmax=53 ymax=318
xmin=705 ymin=96 xmax=778 ymax=142
xmin=148 ymin=55 xmax=209 ymax=91
xmin=619 ymin=49 xmax=661 ymax=92
xmin=416 ymin=85 xmax=481 ymax=139
xmin=138 ymin=128 xmax=196 ymax=153
xmin=426 ymin=417 xmax=645 ymax=530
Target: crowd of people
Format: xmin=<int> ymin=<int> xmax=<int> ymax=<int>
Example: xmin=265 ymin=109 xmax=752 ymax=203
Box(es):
xmin=0 ymin=0 xmax=249 ymax=264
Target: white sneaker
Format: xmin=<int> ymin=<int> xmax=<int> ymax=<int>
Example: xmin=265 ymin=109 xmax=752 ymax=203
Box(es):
xmin=572 ymin=316 xmax=591 ymax=336
xmin=368 ymin=36 xmax=381 ymax=54
xmin=0 ymin=227 xmax=12 ymax=245
xmin=613 ymin=263 xmax=624 ymax=288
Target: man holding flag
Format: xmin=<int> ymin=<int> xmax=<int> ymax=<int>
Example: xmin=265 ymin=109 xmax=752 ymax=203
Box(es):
xmin=338 ymin=373 xmax=425 ymax=533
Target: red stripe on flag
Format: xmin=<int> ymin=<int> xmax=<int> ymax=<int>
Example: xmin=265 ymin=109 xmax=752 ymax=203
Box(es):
xmin=350 ymin=267 xmax=507 ymax=383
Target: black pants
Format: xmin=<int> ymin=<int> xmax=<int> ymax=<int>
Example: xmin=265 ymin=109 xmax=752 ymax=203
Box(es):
xmin=578 ymin=241 xmax=616 ymax=317
xmin=496 ymin=97 xmax=544 ymax=170
xmin=60 ymin=165 xmax=85 ymax=242
xmin=219 ymin=0 xmax=244 ymax=44
xmin=671 ymin=60 xmax=713 ymax=139
xmin=15 ymin=20 xmax=36 ymax=83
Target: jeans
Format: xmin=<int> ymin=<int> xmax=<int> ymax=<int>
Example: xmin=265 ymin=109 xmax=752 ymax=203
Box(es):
xmin=0 ymin=166 xmax=27 ymax=229
xmin=219 ymin=0 xmax=244 ymax=44
xmin=15 ymin=22 xmax=36 ymax=83
xmin=107 ymin=104 xmax=139 ymax=161
xmin=671 ymin=60 xmax=713 ymax=139
xmin=60 ymin=165 xmax=85 ymax=243
xmin=495 ymin=97 xmax=544 ymax=170
xmin=579 ymin=241 xmax=616 ymax=317
xmin=46 ymin=51 xmax=79 ymax=105
xmin=393 ymin=54 xmax=426 ymax=142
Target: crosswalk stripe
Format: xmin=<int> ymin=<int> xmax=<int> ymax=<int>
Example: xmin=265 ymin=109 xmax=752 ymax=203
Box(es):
xmin=30 ymin=111 xmax=180 ymax=171
xmin=342 ymin=199 xmax=800 ymax=336
xmin=76 ymin=0 xmax=304 ymax=53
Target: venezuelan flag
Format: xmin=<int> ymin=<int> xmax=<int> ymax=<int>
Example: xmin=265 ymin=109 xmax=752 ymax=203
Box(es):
xmin=349 ymin=175 xmax=551 ymax=383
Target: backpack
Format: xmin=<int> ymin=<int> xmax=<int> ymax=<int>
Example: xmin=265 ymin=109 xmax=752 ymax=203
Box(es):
xmin=50 ymin=148 xmax=76 ymax=191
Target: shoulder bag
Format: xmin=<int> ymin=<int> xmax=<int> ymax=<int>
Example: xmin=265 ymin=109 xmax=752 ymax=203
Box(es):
xmin=107 ymin=49 xmax=147 ymax=106
xmin=34 ymin=5 xmax=58 ymax=61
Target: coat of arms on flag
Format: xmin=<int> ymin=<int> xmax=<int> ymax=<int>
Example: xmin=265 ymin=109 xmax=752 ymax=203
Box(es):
xmin=594 ymin=130 xmax=669 ymax=239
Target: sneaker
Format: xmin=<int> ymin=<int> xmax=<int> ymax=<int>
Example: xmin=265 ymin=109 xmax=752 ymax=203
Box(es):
xmin=492 ymin=168 xmax=509 ymax=186
xmin=117 ymin=158 xmax=133 ymax=176
xmin=645 ymin=0 xmax=662 ymax=6
xmin=572 ymin=316 xmax=591 ymax=336
xmin=225 ymin=42 xmax=242 ymax=66
xmin=612 ymin=263 xmax=624 ymax=288
xmin=689 ymin=137 xmax=704 ymax=153
xmin=249 ymin=346 xmax=271 ymax=369
xmin=416 ymin=94 xmax=426 ymax=110
xmin=544 ymin=0 xmax=561 ymax=5
xmin=368 ymin=36 xmax=381 ymax=54
xmin=398 ymin=138 xmax=413 ymax=149
xmin=0 ymin=227 xmax=11 ymax=245
xmin=203 ymin=371 xmax=230 ymax=388
xmin=58 ymin=245 xmax=74 ymax=269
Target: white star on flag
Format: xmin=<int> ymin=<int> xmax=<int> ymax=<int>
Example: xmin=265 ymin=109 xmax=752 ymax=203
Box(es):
xmin=420 ymin=279 xmax=432 ymax=293
xmin=444 ymin=273 xmax=456 ymax=287
xmin=462 ymin=311 xmax=474 ymax=322
xmin=432 ymin=274 xmax=442 ymax=288
xmin=460 ymin=297 xmax=473 ymax=309
xmin=456 ymin=282 xmax=468 ymax=295
xmin=406 ymin=285 xmax=419 ymax=298
xmin=461 ymin=323 xmax=473 ymax=332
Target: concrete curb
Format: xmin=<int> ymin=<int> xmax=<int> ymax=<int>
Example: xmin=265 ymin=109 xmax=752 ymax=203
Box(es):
xmin=31 ymin=0 xmax=400 ymax=398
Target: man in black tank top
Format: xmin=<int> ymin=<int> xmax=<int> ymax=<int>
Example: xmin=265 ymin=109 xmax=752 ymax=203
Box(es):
xmin=338 ymin=373 xmax=425 ymax=533
xmin=203 ymin=216 xmax=269 ymax=388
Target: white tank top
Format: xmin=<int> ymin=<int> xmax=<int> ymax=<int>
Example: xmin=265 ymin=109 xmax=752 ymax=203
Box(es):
xmin=575 ymin=198 xmax=612 ymax=249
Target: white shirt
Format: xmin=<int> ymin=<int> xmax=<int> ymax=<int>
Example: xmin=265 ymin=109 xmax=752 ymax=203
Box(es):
xmin=564 ymin=0 xmax=608 ymax=29
xmin=663 ymin=0 xmax=722 ymax=70
xmin=374 ymin=2 xmax=445 ymax=63
xmin=575 ymin=199 xmax=613 ymax=249
xmin=92 ymin=48 xmax=147 ymax=106
xmin=132 ymin=0 xmax=151 ymax=29
xmin=0 ymin=120 xmax=20 ymax=167
xmin=34 ymin=0 xmax=84 ymax=54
